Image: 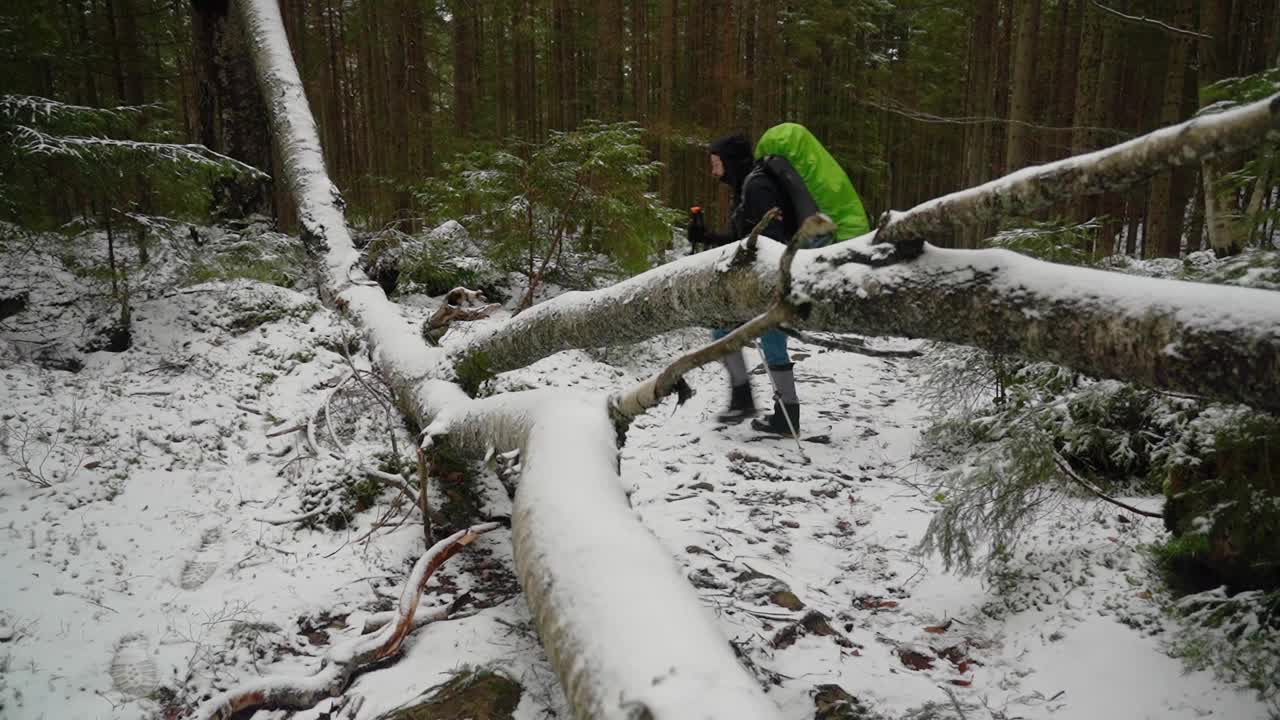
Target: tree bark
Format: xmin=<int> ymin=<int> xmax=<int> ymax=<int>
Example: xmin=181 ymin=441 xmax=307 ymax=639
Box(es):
xmin=190 ymin=0 xmax=273 ymax=218
xmin=1200 ymin=0 xmax=1243 ymax=256
xmin=1146 ymin=0 xmax=1197 ymax=258
xmin=961 ymin=0 xmax=999 ymax=248
xmin=630 ymin=0 xmax=650 ymax=122
xmin=1006 ymin=0 xmax=1041 ymax=172
xmin=450 ymin=0 xmax=476 ymax=137
xmin=1070 ymin=0 xmax=1104 ymax=221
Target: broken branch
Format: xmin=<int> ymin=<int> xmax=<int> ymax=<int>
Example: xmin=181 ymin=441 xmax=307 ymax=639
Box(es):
xmin=191 ymin=523 xmax=499 ymax=720
xmin=611 ymin=215 xmax=828 ymax=420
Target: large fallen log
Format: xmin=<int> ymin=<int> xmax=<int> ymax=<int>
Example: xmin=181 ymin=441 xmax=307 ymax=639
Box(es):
xmin=236 ymin=0 xmax=1280 ymax=714
xmin=454 ymin=233 xmax=1280 ymax=414
xmin=237 ymin=2 xmax=781 ymax=718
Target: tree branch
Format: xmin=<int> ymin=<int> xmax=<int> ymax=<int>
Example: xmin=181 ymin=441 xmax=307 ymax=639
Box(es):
xmin=855 ymin=95 xmax=1134 ymax=139
xmin=1052 ymin=452 xmax=1163 ymax=518
xmin=192 ymin=523 xmax=498 ymax=720
xmin=874 ymin=94 xmax=1280 ymax=258
xmin=1092 ymin=1 xmax=1212 ymax=40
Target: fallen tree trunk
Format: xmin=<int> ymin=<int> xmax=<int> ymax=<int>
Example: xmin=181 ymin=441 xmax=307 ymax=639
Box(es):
xmin=237 ymin=2 xmax=781 ymax=719
xmin=875 ymin=95 xmax=1280 ymax=257
xmin=237 ymin=1 xmax=1280 ymax=715
xmin=453 ymin=236 xmax=1280 ymax=413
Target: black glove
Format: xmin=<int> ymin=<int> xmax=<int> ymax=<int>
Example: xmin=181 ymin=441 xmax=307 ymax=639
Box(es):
xmin=687 ymin=218 xmax=705 ymax=252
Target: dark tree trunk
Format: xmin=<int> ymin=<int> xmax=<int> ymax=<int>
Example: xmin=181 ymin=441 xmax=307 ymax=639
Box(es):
xmin=190 ymin=0 xmax=273 ymax=219
xmin=1006 ymin=0 xmax=1040 ymax=172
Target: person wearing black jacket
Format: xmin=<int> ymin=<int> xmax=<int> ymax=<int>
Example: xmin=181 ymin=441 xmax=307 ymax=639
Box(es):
xmin=687 ymin=132 xmax=802 ymax=436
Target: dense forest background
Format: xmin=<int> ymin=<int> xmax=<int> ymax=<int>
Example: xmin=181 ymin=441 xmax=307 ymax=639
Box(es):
xmin=2 ymin=0 xmax=1279 ymax=257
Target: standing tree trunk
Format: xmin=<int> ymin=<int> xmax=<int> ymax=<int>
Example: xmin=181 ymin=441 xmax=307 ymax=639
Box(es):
xmin=1006 ymin=0 xmax=1041 ymax=172
xmin=630 ymin=0 xmax=650 ymax=122
xmin=190 ymin=0 xmax=273 ymax=219
xmin=1200 ymin=0 xmax=1244 ymax=256
xmin=451 ymin=0 xmax=476 ymax=137
xmin=596 ymin=0 xmax=624 ymax=120
xmin=961 ymin=0 xmax=998 ymax=248
xmin=1070 ymin=0 xmax=1104 ymax=222
xmin=659 ymin=0 xmax=676 ymax=198
xmin=1146 ymin=0 xmax=1197 ymax=258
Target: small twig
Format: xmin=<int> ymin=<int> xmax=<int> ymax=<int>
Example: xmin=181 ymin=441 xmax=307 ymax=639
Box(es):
xmin=416 ymin=446 xmax=433 ymax=543
xmin=266 ymin=422 xmax=306 ymax=438
xmin=781 ymin=329 xmax=923 ymax=358
xmin=252 ymin=500 xmax=336 ymax=525
xmin=1092 ymin=0 xmax=1212 ymax=40
xmin=235 ymin=403 xmax=264 ymax=416
xmin=140 ymin=361 xmax=188 ymax=375
xmin=324 ymin=382 xmax=347 ymax=454
xmin=942 ymin=685 xmax=969 ymax=720
xmin=1052 ymin=453 xmax=1162 ymax=518
xmin=363 ymin=467 xmax=420 ymax=506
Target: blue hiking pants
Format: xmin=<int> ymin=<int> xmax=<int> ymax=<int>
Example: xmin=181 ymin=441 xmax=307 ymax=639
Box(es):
xmin=711 ymin=327 xmax=789 ymax=366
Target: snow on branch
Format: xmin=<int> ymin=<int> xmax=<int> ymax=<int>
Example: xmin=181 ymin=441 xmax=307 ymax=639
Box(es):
xmin=0 ymin=94 xmax=158 ymax=122
xmin=874 ymin=94 xmax=1280 ymax=258
xmin=191 ymin=523 xmax=498 ymax=720
xmin=10 ymin=125 xmax=268 ymax=179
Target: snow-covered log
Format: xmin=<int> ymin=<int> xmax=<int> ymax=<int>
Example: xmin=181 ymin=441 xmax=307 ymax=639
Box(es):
xmin=875 ymin=95 xmax=1280 ymax=257
xmin=236 ymin=2 xmax=782 ymax=719
xmin=453 ymin=236 xmax=1280 ymax=413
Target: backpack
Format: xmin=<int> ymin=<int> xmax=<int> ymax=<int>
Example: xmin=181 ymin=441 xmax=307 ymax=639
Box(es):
xmin=753 ymin=123 xmax=870 ymax=243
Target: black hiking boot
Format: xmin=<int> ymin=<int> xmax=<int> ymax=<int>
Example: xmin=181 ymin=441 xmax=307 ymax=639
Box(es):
xmin=751 ymin=400 xmax=800 ymax=437
xmin=716 ymin=383 xmax=756 ymax=423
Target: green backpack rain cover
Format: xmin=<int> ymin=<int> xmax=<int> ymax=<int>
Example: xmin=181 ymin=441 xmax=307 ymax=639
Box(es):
xmin=754 ymin=123 xmax=870 ymax=241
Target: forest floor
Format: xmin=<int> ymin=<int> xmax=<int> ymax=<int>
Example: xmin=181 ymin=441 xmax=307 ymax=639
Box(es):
xmin=0 ymin=231 xmax=1273 ymax=720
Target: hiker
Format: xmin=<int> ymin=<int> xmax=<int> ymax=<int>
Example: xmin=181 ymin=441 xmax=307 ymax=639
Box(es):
xmin=687 ymin=131 xmax=799 ymax=436
xmin=687 ymin=125 xmax=869 ymax=437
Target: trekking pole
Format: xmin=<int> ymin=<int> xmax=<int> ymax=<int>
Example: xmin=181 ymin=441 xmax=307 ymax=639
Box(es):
xmin=751 ymin=339 xmax=804 ymax=454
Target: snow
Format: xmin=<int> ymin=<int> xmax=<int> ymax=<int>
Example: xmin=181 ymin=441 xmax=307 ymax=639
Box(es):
xmin=1 ymin=237 xmax=1274 ymax=719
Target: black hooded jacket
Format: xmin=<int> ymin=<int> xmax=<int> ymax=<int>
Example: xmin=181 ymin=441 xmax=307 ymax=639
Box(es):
xmin=705 ymin=133 xmax=792 ymax=246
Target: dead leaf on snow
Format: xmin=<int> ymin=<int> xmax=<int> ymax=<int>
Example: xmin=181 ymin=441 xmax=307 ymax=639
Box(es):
xmin=896 ymin=647 xmax=935 ymax=671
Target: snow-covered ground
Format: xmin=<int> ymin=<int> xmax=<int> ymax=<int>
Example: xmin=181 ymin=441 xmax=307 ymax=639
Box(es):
xmin=0 ymin=240 xmax=1272 ymax=719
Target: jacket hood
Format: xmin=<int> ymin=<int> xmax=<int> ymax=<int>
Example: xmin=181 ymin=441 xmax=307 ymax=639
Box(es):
xmin=708 ymin=132 xmax=754 ymax=190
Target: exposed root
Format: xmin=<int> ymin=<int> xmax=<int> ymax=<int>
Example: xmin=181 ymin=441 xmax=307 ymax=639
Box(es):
xmin=190 ymin=522 xmax=500 ymax=720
